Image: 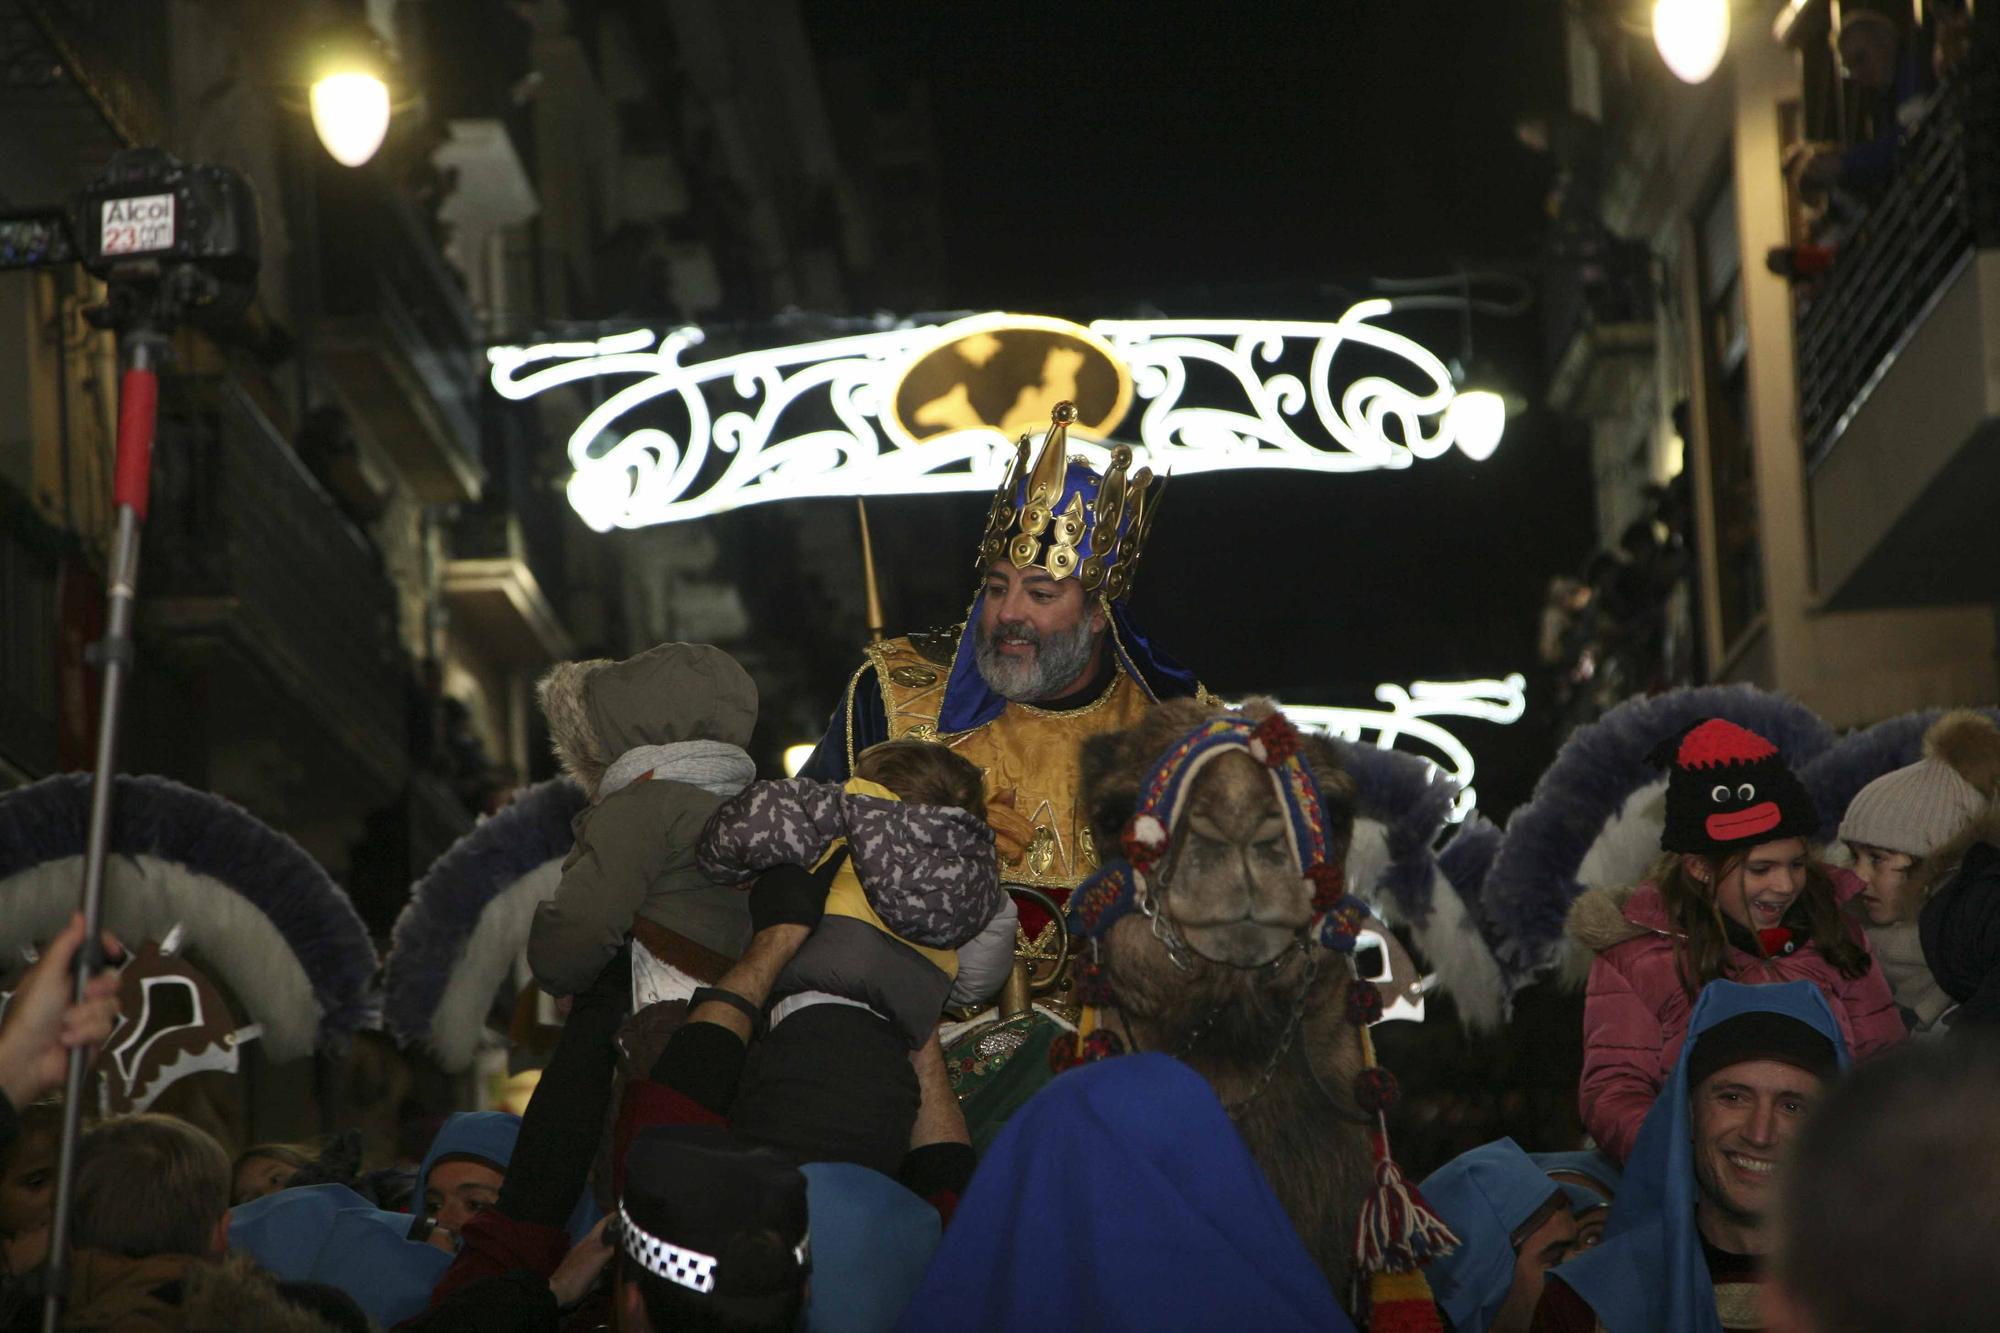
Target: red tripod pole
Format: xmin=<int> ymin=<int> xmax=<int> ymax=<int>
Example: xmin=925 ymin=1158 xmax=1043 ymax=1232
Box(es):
xmin=41 ymin=331 xmax=165 ymax=1333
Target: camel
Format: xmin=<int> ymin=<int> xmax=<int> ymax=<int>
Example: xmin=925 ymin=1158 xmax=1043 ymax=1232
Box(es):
xmin=1073 ymin=695 xmax=1435 ymax=1311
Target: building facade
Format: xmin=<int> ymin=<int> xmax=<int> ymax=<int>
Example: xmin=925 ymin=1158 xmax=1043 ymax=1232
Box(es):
xmin=0 ymin=0 xmax=939 ymax=1127
xmin=1541 ymin=0 xmax=1997 ymax=729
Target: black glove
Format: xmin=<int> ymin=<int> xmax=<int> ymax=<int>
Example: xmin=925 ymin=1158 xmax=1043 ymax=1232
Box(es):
xmin=748 ymin=848 xmax=845 ymax=934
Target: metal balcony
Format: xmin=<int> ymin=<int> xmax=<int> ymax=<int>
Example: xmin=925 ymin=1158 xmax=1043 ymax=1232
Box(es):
xmin=1800 ymin=46 xmax=2000 ymax=608
xmin=316 ymin=173 xmax=488 ymax=504
xmin=142 ymin=377 xmax=407 ymax=795
xmin=443 ymin=508 xmax=573 ymax=668
xmin=1543 ymin=231 xmax=1656 ymax=418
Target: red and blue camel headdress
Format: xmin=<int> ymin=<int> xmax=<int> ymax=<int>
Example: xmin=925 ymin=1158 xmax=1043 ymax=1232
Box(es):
xmin=1066 ymin=710 xmax=1372 ymax=952
xmin=1060 ymin=710 xmax=1460 ymax=1330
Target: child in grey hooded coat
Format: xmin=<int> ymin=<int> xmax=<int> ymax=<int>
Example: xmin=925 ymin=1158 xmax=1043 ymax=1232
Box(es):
xmin=529 ymin=642 xmax=760 ymax=998
xmin=489 ymin=642 xmax=761 ymax=1235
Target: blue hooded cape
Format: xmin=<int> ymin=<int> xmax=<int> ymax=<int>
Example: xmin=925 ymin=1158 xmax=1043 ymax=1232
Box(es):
xmin=229 ymin=1183 xmax=451 ymax=1327
xmin=1552 ymin=980 xmax=1849 ymax=1333
xmin=1420 ymin=1137 xmax=1566 ymax=1331
xmin=416 ymin=1110 xmax=601 ymax=1244
xmin=1528 ymin=1150 xmax=1621 ymax=1215
xmin=801 ymin=1162 xmax=941 ymax=1333
xmin=894 ymin=1053 xmax=1356 ymax=1333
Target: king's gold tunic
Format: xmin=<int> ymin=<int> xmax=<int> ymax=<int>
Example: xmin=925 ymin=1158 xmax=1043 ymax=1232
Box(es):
xmin=843 ymin=626 xmax=1155 ymax=894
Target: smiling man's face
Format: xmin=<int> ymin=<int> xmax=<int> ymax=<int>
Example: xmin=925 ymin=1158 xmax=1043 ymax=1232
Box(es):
xmin=974 ymin=562 xmax=1107 ymax=702
xmin=1691 ymin=1058 xmax=1822 ymax=1250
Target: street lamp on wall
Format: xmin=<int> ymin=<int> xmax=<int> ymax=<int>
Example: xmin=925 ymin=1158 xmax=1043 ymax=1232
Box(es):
xmin=312 ymin=72 xmax=391 ymax=167
xmin=304 ymin=22 xmax=397 ymax=167
xmin=1653 ymin=0 xmax=1731 ymax=83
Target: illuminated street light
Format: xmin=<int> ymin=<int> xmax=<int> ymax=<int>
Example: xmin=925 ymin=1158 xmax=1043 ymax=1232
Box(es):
xmin=302 ymin=22 xmax=397 ymax=168
xmin=1444 ymin=388 xmax=1506 ymax=462
xmin=1653 ymin=0 xmax=1730 ymax=84
xmin=311 ymin=71 xmax=392 ymax=167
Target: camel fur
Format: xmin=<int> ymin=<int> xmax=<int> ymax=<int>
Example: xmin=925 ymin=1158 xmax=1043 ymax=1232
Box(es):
xmin=1079 ymin=696 xmax=1376 ymax=1302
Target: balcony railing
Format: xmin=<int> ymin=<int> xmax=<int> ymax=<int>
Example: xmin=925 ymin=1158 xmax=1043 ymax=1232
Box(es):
xmin=144 ymin=378 xmax=407 ymax=788
xmin=1797 ymin=54 xmax=2000 ymax=468
xmin=1543 ymin=227 xmax=1656 ymax=417
xmin=317 ymin=172 xmax=487 ymax=503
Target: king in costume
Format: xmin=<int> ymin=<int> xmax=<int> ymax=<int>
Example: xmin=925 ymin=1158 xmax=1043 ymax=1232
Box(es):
xmin=798 ymin=402 xmax=1204 ymax=918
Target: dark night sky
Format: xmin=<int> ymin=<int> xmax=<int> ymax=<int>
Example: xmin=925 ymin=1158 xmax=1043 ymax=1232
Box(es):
xmin=795 ymin=1 xmax=1596 ymax=817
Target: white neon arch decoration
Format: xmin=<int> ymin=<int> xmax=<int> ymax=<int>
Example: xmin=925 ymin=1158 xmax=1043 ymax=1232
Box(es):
xmin=1281 ymin=674 xmax=1527 ymax=822
xmin=488 ymin=303 xmax=1504 ymax=532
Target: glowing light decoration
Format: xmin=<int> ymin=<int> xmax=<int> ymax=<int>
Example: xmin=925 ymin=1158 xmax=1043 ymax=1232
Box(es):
xmin=1282 ymin=674 xmax=1528 ymax=821
xmin=489 ymin=305 xmax=1505 ymax=532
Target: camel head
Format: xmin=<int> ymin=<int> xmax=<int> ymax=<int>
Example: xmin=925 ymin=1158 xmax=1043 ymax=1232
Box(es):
xmin=1073 ymin=696 xmax=1363 ymax=1051
xmin=1144 ymin=740 xmax=1320 ymax=966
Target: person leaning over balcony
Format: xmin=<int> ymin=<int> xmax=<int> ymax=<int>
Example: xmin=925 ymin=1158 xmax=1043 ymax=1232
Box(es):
xmin=1568 ymin=720 xmax=1902 ymax=1163
xmin=1787 ymin=1 xmax=1935 ymax=207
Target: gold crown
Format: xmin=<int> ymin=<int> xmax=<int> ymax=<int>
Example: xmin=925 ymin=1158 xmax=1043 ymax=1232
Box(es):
xmin=974 ymin=402 xmax=1162 ymax=600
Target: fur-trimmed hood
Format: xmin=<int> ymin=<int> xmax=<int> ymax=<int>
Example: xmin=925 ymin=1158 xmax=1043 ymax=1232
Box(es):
xmin=64 ymin=1251 xmax=344 ymax=1333
xmin=538 ymin=643 xmax=757 ymax=797
xmin=1898 ymin=803 xmax=2000 ymax=919
xmin=1561 ymin=883 xmax=1669 ymax=986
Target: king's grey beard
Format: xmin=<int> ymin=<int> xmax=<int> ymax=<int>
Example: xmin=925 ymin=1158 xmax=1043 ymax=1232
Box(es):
xmin=974 ymin=614 xmax=1103 ymax=702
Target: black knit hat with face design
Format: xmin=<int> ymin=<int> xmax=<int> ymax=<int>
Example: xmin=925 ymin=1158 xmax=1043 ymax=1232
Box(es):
xmin=1649 ymin=718 xmax=1820 ymax=858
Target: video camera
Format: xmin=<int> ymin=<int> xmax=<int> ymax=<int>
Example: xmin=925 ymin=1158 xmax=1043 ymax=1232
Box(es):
xmin=0 ymin=147 xmax=258 ymax=332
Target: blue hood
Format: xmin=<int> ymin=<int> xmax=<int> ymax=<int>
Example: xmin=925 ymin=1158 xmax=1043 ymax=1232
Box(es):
xmin=896 ymin=1053 xmax=1354 ymax=1332
xmin=800 ymin=1162 xmax=940 ymax=1333
xmin=415 ymin=1111 xmax=520 ymax=1205
xmin=415 ymin=1110 xmax=601 ymax=1243
xmin=1530 ymin=1150 xmax=1621 ymax=1214
xmin=1421 ymin=1138 xmax=1565 ymax=1331
xmin=1554 ymin=980 xmax=1848 ymax=1333
xmin=230 ymin=1183 xmax=450 ymax=1327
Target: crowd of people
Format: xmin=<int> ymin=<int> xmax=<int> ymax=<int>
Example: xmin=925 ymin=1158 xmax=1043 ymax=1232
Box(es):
xmin=1536 ymin=474 xmax=1694 ymax=740
xmin=4 ymin=405 xmax=2000 ymax=1331
xmin=1772 ymin=0 xmax=1979 ymax=287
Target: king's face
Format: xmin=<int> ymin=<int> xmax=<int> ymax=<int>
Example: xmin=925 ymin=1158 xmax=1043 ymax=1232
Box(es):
xmin=979 ymin=562 xmax=1098 ymax=661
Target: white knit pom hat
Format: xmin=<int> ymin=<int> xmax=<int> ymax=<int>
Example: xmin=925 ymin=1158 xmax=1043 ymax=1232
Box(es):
xmin=1838 ymin=711 xmax=2000 ymax=857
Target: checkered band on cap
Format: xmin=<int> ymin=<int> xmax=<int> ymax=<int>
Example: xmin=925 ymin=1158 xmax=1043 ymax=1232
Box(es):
xmin=619 ymin=1202 xmax=719 ymax=1293
xmin=617 ymin=1201 xmax=812 ymax=1296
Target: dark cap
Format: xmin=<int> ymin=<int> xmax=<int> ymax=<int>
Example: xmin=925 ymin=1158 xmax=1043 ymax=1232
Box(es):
xmin=1686 ymin=1010 xmax=1838 ymax=1092
xmin=618 ymin=1126 xmax=809 ymax=1313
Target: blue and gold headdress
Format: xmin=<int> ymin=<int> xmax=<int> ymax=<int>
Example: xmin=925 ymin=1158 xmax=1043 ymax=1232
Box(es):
xmin=975 ymin=401 xmax=1163 ymax=601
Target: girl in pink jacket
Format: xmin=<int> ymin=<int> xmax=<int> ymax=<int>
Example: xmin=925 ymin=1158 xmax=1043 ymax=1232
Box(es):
xmin=1572 ymin=718 xmax=1905 ymax=1162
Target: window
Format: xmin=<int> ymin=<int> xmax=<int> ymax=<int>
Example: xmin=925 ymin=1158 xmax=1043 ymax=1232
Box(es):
xmin=1694 ymin=174 xmax=1764 ymax=651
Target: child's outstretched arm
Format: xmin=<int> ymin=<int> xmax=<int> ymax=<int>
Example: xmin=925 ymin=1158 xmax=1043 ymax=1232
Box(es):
xmin=696 ymin=778 xmax=847 ymax=883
